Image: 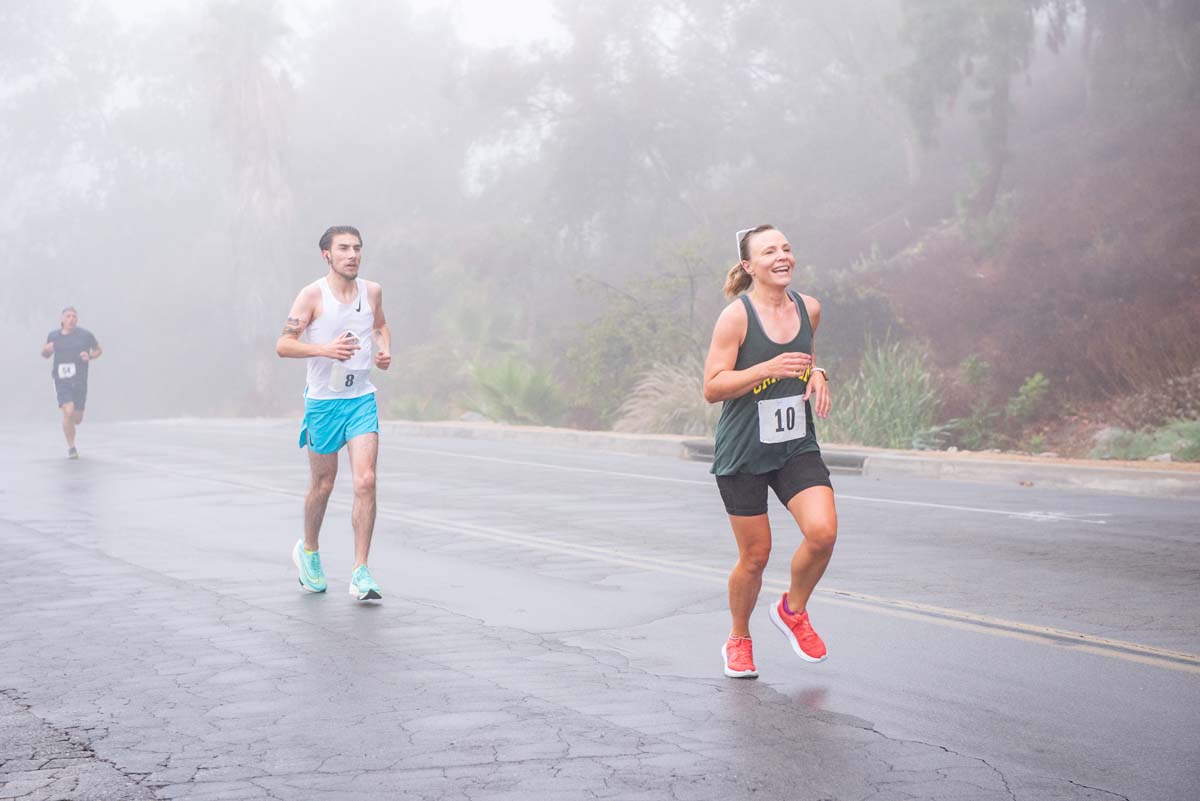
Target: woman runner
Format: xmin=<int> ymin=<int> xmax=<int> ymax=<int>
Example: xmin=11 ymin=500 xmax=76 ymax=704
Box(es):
xmin=703 ymin=224 xmax=836 ymax=678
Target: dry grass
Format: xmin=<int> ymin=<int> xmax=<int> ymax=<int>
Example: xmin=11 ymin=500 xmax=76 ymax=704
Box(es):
xmin=1078 ymin=302 xmax=1200 ymax=396
xmin=613 ymin=356 xmax=718 ymax=436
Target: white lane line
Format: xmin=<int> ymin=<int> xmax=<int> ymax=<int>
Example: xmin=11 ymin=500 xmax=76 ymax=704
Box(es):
xmin=388 ymin=446 xmax=709 ymax=484
xmin=836 ymin=495 xmax=1105 ymax=524
xmin=389 ymin=511 xmax=1198 ymax=670
xmin=89 ymin=452 xmax=1196 ymax=675
xmin=385 ymin=445 xmax=1106 ymax=525
xmin=95 ymin=431 xmax=1107 ymax=524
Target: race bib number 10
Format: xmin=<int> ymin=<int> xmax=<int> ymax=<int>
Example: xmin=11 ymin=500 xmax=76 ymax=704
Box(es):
xmin=57 ymin=362 xmax=77 ymax=380
xmin=757 ymin=395 xmax=807 ymax=444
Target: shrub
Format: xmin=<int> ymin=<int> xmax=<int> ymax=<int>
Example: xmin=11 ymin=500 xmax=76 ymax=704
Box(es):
xmin=468 ymin=354 xmax=565 ymax=426
xmin=1023 ymin=433 xmax=1048 ymax=454
xmin=939 ymin=360 xmax=1054 ymax=450
xmin=383 ymin=343 xmax=468 ymax=421
xmin=948 ymin=404 xmax=1004 ymax=451
xmin=561 ymin=274 xmax=704 ymax=428
xmin=1111 ymin=365 xmax=1200 ymax=429
xmin=613 ymin=355 xmax=717 ymax=436
xmin=1006 ymin=372 xmax=1051 ymax=420
xmin=1089 ymin=420 xmax=1200 ymax=462
xmin=808 ymin=248 xmax=904 ymax=371
xmin=821 ymin=340 xmax=939 ymax=449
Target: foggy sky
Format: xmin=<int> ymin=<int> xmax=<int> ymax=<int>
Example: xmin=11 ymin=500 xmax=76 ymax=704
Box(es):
xmin=3 ymin=0 xmax=1190 ymax=430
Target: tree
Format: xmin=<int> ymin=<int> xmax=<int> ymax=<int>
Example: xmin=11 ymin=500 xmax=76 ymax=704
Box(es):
xmin=891 ymin=0 xmax=1052 ymax=219
xmin=195 ymin=1 xmax=297 ymax=406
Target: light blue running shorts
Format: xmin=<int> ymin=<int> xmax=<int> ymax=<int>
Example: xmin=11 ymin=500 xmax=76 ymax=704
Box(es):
xmin=298 ymin=392 xmax=379 ymax=454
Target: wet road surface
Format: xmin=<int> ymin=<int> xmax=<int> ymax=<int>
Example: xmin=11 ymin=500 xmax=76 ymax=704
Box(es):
xmin=1 ymin=419 xmax=1198 ymax=800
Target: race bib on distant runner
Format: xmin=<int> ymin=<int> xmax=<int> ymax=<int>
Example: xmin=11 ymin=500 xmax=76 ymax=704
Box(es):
xmin=57 ymin=362 xmax=77 ymax=380
xmin=757 ymin=395 xmax=807 ymax=444
xmin=328 ymin=362 xmax=369 ymax=393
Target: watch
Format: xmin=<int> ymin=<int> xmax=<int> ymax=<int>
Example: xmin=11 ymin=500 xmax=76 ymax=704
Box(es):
xmin=811 ymin=367 xmax=828 ymax=381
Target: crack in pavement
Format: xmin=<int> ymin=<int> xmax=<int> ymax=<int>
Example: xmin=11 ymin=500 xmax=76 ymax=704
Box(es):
xmin=0 ymin=479 xmax=1166 ymax=800
xmin=1065 ymin=779 xmax=1133 ymax=800
xmin=0 ymin=689 xmax=158 ymax=801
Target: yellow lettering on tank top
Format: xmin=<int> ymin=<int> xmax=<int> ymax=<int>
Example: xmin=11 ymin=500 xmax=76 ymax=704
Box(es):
xmin=752 ymin=367 xmax=809 ymax=395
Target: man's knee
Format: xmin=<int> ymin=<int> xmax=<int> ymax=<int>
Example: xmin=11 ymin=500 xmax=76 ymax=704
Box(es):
xmin=309 ymin=473 xmax=336 ymax=499
xmin=353 ymin=469 xmax=376 ymax=497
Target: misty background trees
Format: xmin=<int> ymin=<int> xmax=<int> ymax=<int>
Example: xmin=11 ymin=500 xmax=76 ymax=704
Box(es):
xmin=3 ymin=0 xmax=1198 ymax=457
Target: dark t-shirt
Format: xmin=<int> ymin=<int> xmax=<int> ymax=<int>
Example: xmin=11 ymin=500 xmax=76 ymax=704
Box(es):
xmin=47 ymin=328 xmax=99 ymax=383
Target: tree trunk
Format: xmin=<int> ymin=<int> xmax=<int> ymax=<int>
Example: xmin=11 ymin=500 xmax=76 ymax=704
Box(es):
xmin=968 ymin=76 xmax=1011 ymax=220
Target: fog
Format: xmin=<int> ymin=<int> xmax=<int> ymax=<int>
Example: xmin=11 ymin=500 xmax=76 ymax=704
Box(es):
xmin=4 ymin=0 xmax=1198 ymax=442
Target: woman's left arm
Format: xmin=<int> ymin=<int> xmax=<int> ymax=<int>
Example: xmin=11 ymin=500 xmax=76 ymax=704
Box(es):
xmin=802 ymin=296 xmax=830 ymax=419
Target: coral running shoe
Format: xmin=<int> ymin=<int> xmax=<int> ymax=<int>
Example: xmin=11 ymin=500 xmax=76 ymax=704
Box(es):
xmin=768 ymin=593 xmax=827 ymax=662
xmin=721 ymin=636 xmax=758 ymax=679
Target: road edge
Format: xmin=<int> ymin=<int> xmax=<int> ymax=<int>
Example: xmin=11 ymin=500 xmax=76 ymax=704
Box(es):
xmin=374 ymin=419 xmax=1200 ymax=499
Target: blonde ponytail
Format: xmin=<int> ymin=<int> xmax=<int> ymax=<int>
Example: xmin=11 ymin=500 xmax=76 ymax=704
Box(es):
xmin=723 ymin=262 xmax=752 ymax=298
xmin=723 ymin=223 xmax=776 ymax=298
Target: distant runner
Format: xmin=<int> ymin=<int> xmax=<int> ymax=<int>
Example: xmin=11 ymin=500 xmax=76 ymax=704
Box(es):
xmin=41 ymin=307 xmax=102 ymax=459
xmin=276 ymin=225 xmax=392 ymax=601
xmin=703 ymin=225 xmax=835 ymax=678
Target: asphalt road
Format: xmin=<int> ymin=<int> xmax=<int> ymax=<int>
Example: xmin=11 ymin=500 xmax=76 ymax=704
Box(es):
xmin=1 ymin=419 xmax=1198 ymax=801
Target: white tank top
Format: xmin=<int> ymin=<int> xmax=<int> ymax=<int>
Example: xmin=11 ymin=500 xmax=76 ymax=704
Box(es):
xmin=302 ymin=277 xmax=377 ymax=400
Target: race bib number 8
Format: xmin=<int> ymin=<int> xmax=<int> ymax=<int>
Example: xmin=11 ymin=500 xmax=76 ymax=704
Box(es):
xmin=757 ymin=395 xmax=807 ymax=444
xmin=57 ymin=363 xmax=77 ymax=379
xmin=328 ymin=363 xmax=368 ymax=393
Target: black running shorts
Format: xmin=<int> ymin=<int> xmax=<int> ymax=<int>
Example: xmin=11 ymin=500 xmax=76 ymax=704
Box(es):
xmin=54 ymin=379 xmax=88 ymax=410
xmin=715 ymin=450 xmax=832 ymax=516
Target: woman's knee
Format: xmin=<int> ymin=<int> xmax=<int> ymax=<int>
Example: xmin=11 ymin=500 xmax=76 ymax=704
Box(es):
xmin=804 ymin=519 xmax=838 ymax=553
xmin=737 ymin=545 xmax=772 ymax=574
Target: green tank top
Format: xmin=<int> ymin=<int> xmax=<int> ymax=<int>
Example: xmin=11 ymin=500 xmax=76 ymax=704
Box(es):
xmin=711 ymin=290 xmax=820 ymax=476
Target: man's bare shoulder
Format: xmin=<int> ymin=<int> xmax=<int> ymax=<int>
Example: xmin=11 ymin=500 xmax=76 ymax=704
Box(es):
xmin=283 ymin=282 xmax=322 ymax=322
xmin=361 ymin=279 xmax=384 ymax=304
xmin=293 ymin=281 xmax=323 ymax=306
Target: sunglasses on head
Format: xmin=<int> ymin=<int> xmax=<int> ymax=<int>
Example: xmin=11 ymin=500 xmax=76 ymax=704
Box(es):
xmin=735 ymin=228 xmax=754 ymax=262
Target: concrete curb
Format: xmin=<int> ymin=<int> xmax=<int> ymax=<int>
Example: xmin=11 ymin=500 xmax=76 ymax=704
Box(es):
xmin=859 ymin=451 xmax=1200 ymax=499
xmin=380 ymin=420 xmax=1200 ymax=500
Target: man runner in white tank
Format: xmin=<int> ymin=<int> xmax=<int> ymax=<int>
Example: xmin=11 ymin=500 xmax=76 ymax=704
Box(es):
xmin=276 ymin=226 xmax=392 ymax=601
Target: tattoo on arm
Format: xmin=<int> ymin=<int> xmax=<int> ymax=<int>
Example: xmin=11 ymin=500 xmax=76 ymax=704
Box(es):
xmin=282 ymin=317 xmax=306 ymax=336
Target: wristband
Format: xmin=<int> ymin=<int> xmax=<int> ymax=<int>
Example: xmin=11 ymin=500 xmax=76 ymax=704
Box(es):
xmin=811 ymin=367 xmax=827 ymax=382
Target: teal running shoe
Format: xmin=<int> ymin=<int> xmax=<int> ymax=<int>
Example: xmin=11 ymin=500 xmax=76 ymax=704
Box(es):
xmin=292 ymin=540 xmax=327 ymax=593
xmin=349 ymin=564 xmax=382 ymax=601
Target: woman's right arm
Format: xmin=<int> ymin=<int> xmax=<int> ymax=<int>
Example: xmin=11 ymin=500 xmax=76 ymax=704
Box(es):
xmin=702 ymin=303 xmax=811 ymax=403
